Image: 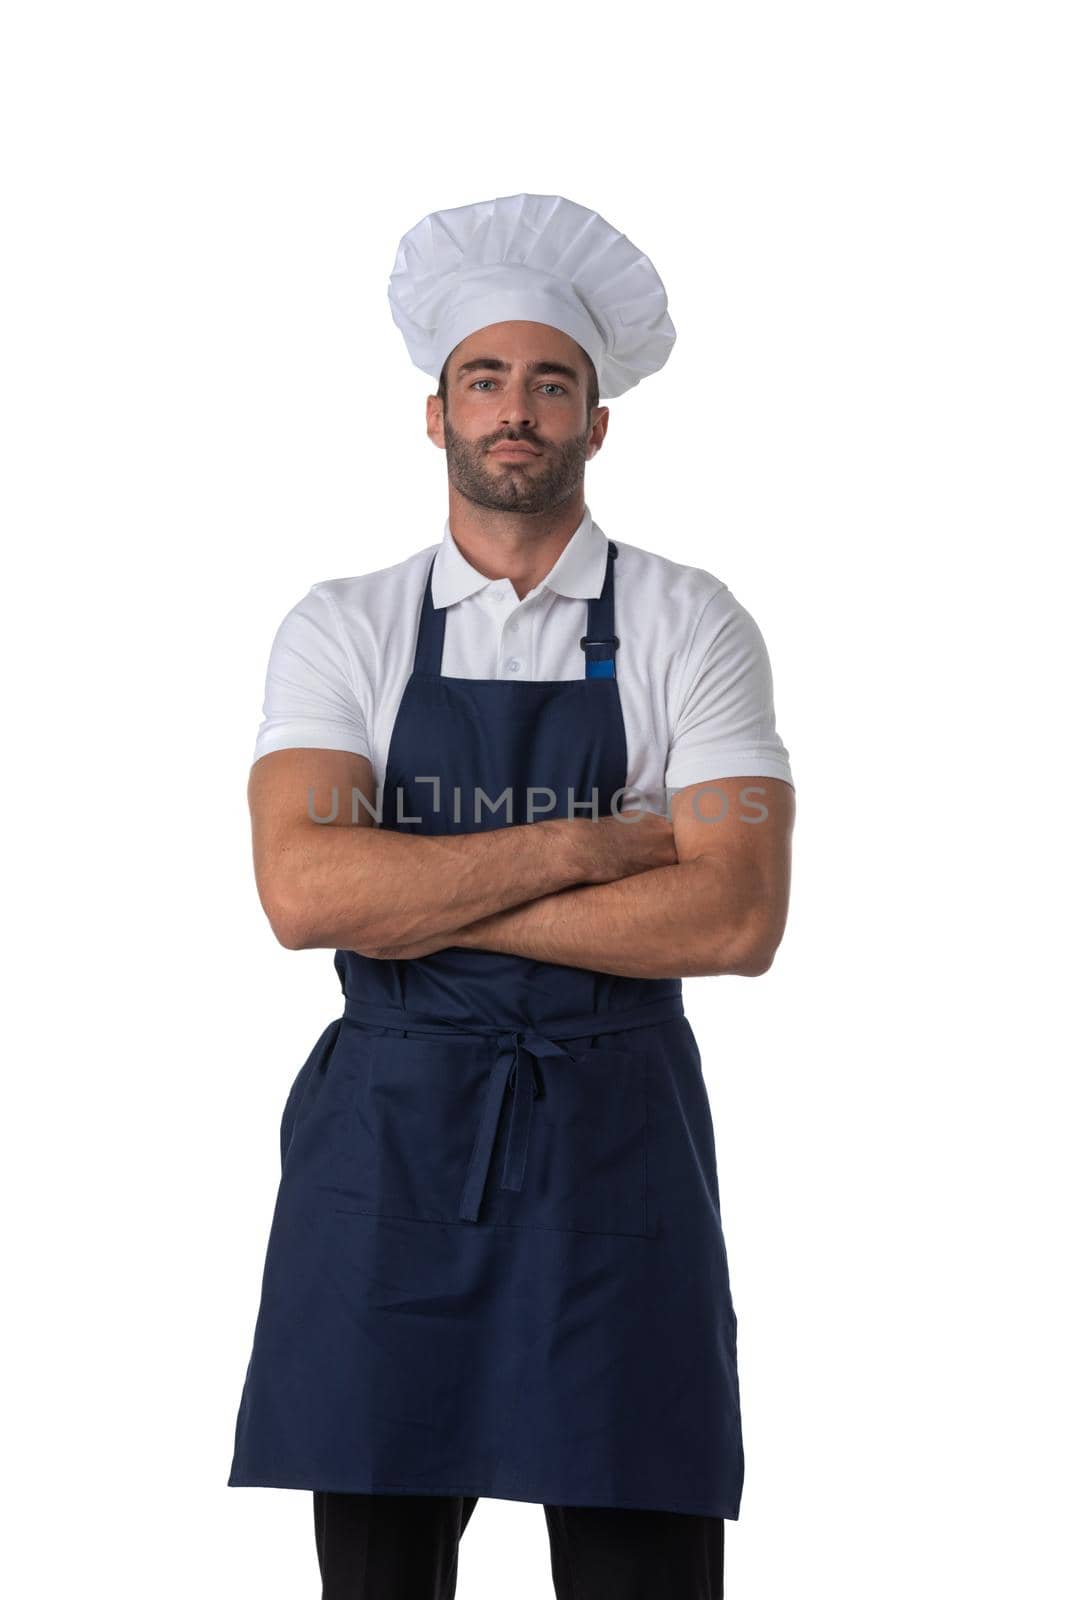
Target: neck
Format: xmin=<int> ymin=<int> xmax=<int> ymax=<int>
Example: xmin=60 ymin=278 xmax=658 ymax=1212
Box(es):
xmin=445 ymin=489 xmax=586 ymax=601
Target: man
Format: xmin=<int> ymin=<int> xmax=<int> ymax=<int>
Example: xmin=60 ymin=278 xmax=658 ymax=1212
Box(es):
xmin=228 ymin=193 xmax=795 ymax=1600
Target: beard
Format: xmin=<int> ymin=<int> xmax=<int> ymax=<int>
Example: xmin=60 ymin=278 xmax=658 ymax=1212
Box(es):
xmin=443 ymin=415 xmax=590 ymax=515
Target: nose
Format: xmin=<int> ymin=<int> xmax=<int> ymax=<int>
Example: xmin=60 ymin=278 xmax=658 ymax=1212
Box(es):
xmin=494 ymin=379 xmax=537 ymax=432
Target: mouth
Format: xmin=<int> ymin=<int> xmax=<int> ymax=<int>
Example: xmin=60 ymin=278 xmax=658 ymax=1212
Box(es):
xmin=490 ymin=444 xmax=541 ymax=458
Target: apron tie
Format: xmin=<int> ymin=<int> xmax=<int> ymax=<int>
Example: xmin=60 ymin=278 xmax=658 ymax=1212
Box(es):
xmin=340 ymin=993 xmax=685 ymax=1225
xmin=458 ymin=1031 xmax=573 ymax=1223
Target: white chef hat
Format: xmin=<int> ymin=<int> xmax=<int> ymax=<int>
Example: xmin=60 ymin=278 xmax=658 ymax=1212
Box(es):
xmin=387 ymin=192 xmax=676 ymax=400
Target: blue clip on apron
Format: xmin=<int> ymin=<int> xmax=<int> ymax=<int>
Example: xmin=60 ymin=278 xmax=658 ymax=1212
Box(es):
xmin=228 ymin=541 xmax=744 ymax=1518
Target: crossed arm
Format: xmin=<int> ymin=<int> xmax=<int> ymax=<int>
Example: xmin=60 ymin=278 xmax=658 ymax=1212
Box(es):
xmin=249 ymin=748 xmax=795 ymax=981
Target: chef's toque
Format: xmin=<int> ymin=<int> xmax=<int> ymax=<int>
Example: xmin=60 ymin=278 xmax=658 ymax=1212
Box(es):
xmin=387 ymin=192 xmax=676 ymax=400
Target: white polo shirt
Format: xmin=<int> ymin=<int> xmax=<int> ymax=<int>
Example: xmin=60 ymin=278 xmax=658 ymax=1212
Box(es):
xmin=252 ymin=504 xmax=793 ymax=809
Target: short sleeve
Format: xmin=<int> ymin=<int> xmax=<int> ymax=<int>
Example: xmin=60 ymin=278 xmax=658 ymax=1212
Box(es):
xmin=252 ymin=585 xmax=371 ymax=763
xmin=664 ymin=587 xmax=794 ymax=793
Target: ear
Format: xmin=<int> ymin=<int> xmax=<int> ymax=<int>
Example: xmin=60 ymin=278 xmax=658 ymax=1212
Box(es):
xmin=587 ymin=406 xmax=609 ymax=456
xmin=426 ymin=394 xmax=446 ymax=449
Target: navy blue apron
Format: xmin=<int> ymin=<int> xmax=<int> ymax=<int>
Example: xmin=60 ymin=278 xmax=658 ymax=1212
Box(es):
xmin=228 ymin=541 xmax=744 ymax=1518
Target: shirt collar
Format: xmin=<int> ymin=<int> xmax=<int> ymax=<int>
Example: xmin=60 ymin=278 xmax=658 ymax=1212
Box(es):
xmin=430 ymin=504 xmax=609 ymax=608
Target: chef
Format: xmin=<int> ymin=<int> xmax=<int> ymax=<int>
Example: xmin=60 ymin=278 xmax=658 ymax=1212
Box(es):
xmin=228 ymin=192 xmax=795 ymax=1600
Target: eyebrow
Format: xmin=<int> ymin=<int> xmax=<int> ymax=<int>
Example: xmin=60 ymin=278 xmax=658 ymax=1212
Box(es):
xmin=454 ymin=356 xmax=582 ymax=385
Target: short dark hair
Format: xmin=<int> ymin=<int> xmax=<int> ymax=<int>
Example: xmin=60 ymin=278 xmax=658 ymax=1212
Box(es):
xmin=437 ymin=345 xmax=600 ymax=421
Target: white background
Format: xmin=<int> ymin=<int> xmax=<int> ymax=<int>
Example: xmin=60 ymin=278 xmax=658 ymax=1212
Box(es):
xmin=3 ymin=3 xmax=1064 ymax=1596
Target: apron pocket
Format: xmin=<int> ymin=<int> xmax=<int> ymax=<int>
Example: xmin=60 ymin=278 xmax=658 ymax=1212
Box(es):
xmin=501 ymin=1044 xmax=651 ymax=1238
xmin=328 ymin=1035 xmax=652 ymax=1238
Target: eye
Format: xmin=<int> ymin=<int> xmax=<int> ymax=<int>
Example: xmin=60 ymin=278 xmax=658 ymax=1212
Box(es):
xmin=469 ymin=378 xmax=568 ymax=395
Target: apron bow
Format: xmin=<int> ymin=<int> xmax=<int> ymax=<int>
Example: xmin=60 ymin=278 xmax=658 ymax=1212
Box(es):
xmin=458 ymin=1030 xmax=573 ymax=1223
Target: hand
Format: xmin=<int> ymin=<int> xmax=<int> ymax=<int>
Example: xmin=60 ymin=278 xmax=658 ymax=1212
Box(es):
xmin=573 ymin=807 xmax=678 ymax=884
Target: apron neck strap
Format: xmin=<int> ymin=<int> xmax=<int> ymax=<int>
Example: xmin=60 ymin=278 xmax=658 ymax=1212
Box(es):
xmin=581 ymin=540 xmax=619 ymax=678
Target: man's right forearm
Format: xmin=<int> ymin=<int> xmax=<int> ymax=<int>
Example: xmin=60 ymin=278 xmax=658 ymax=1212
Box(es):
xmin=264 ymin=817 xmax=595 ymax=952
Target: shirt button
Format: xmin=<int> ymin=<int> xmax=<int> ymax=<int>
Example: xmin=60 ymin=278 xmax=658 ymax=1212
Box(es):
xmin=505 ymin=657 xmax=523 ymax=673
xmin=507 ymin=620 xmax=519 ymax=632
xmin=491 ymin=591 xmax=505 ymax=603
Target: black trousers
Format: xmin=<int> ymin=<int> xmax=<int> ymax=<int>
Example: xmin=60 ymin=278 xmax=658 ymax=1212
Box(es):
xmin=313 ymin=1490 xmax=725 ymax=1599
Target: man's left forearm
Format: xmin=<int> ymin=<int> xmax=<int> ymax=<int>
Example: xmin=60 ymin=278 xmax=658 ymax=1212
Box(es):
xmin=363 ymin=856 xmax=773 ymax=979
